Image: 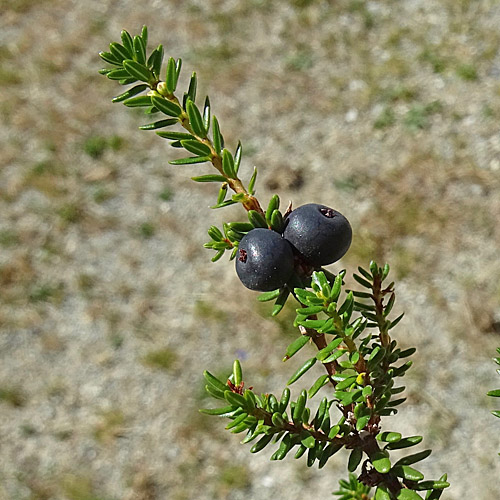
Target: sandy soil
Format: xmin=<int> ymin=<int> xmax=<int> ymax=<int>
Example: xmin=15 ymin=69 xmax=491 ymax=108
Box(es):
xmin=1 ymin=1 xmax=500 ymax=499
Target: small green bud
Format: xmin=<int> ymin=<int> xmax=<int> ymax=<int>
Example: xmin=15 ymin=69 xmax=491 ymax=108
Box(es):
xmin=157 ymin=82 xmax=169 ymax=96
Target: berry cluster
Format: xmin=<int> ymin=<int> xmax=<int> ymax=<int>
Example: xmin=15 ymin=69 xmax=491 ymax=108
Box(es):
xmin=236 ymin=203 xmax=352 ymax=292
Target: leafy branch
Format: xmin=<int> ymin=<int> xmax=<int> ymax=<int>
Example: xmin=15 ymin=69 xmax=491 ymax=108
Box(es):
xmin=99 ymin=26 xmax=262 ymax=215
xmin=100 ymin=27 xmax=453 ymax=500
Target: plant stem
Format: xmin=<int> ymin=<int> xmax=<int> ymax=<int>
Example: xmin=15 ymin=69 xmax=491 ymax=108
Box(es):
xmin=153 ymin=86 xmax=265 ymax=214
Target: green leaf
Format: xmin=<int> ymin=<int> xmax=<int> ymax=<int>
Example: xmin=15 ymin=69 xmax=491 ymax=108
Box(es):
xmin=144 ymin=105 xmax=160 ymax=114
xmin=156 ymin=131 xmax=195 ymax=141
xmin=424 ymin=474 xmax=448 ymax=499
xmin=123 ymin=95 xmax=152 ymax=107
xmin=99 ymin=51 xmax=121 ymax=65
xmin=296 ymin=305 xmax=326 ymax=317
xmin=140 ymin=25 xmax=148 ymax=47
xmin=199 ymin=405 xmax=235 ymax=416
xmin=207 ymin=226 xmax=223 ymax=241
xmin=203 ymin=96 xmax=211 ymax=132
xmin=348 ymin=448 xmax=363 ymax=472
xmin=318 ymin=442 xmax=343 ymax=468
xmin=395 ymin=450 xmax=432 ymax=467
xmin=234 ymin=141 xmax=242 ymax=173
xmin=370 ymin=260 xmax=379 ymax=275
xmin=243 ymin=389 xmax=257 ymax=411
xmin=133 ymin=35 xmax=146 ymax=64
xmin=149 ymin=45 xmax=164 ymax=78
xmin=271 ymin=434 xmax=294 ymax=460
xmin=119 ymin=76 xmax=137 ymax=85
xmin=191 ymin=174 xmax=227 ymax=183
xmin=106 ymin=68 xmax=132 ymax=80
xmin=356 ymin=414 xmax=371 ymax=431
xmin=186 ymin=99 xmax=207 ymax=138
xmin=214 ymin=184 xmax=228 ymax=206
xmin=222 ymin=149 xmax=236 ymax=178
xmin=271 ymin=412 xmax=285 ymax=427
xmin=372 ymin=451 xmax=391 ymax=473
xmin=212 ymin=116 xmax=223 ymax=155
xmin=416 ymin=481 xmax=450 ymax=491
xmin=287 ymin=357 xmax=317 ymax=385
xmin=255 ymin=289 xmax=280 ymax=302
xmin=205 ymin=384 xmax=225 ymax=400
xmin=272 ymin=288 xmax=290 ymax=316
xmin=398 ymin=347 xmax=417 ymax=359
xmin=112 ymin=84 xmax=149 ymax=103
xmin=211 ymin=200 xmax=237 ymax=209
xmin=283 ymin=335 xmax=310 ymax=361
xmin=247 ymin=167 xmax=258 ymax=194
xmin=109 ymin=42 xmax=130 ymax=62
xmin=165 ymin=57 xmax=177 ymax=94
xmin=487 ymin=389 xmax=500 ymax=397
xmin=353 ymin=273 xmax=373 ymax=289
xmin=358 ymin=266 xmax=372 ymax=280
xmin=386 ymin=435 xmax=423 ymax=450
xmin=138 ymin=110 xmax=171 ymax=125
xmin=241 ymin=426 xmax=259 ymax=444
xmin=230 ymin=421 xmax=250 ymax=434
xmin=203 ymin=371 xmax=228 ymax=392
xmin=384 ymin=293 xmax=396 ymax=316
xmin=250 ymin=434 xmax=274 ymax=453
xmin=225 ymin=412 xmax=248 ymax=430
xmin=382 ymin=263 xmax=390 ymax=280
xmin=151 ymin=96 xmax=182 ymax=117
xmin=393 ymin=465 xmax=424 ymax=481
xmin=396 ymin=490 xmax=423 ymax=500
xmin=279 ymin=388 xmax=291 ymax=413
xmin=298 ymin=319 xmax=327 ymax=330
xmin=308 ymin=375 xmax=329 ymax=398
xmin=121 ymin=30 xmax=134 ymax=56
xmin=293 ymin=391 xmax=307 ymax=423
xmin=377 ymin=431 xmax=402 ymax=443
xmin=174 ymin=57 xmax=182 ymax=82
xmin=211 ymin=250 xmax=225 ymax=262
xmin=362 ymin=385 xmax=373 ymax=397
xmin=186 ymin=72 xmax=197 ymax=103
xmin=265 ymin=195 xmax=280 ymax=222
xmin=123 ymin=59 xmax=151 ymax=82
xmin=335 ymin=375 xmax=357 ymax=391
xmin=375 ymin=485 xmax=391 ymax=500
xmin=301 ymin=435 xmax=316 ymax=449
xmin=248 ymin=210 xmax=268 ymax=229
xmin=388 ymin=313 xmax=405 ymax=329
xmin=269 ymin=209 xmax=284 ymax=233
xmin=233 ymin=360 xmax=242 ymax=386
xmin=224 ymin=390 xmax=247 ymax=408
xmin=492 ymin=410 xmax=500 ymax=418
xmin=181 ymin=140 xmax=212 ymax=157
xmin=316 ymin=338 xmax=343 ymax=360
xmin=294 ymin=444 xmax=307 ymax=459
xmin=169 ymin=156 xmax=210 ymax=165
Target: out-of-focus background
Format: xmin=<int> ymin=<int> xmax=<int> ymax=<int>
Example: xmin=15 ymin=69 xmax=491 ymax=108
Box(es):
xmin=1 ymin=0 xmax=500 ymax=499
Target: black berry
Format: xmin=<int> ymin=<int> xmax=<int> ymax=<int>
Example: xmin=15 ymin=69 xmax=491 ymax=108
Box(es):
xmin=283 ymin=203 xmax=352 ymax=267
xmin=235 ymin=228 xmax=294 ymax=291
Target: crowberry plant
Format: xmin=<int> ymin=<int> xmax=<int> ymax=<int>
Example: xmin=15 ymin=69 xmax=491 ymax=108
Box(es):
xmin=100 ymin=27 xmax=498 ymax=499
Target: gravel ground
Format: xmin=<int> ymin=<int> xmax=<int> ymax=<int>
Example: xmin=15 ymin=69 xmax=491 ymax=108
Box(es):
xmin=1 ymin=1 xmax=500 ymax=499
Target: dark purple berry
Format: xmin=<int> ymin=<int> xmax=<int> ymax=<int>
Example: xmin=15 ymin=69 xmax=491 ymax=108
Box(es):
xmin=283 ymin=203 xmax=352 ymax=267
xmin=235 ymin=228 xmax=294 ymax=291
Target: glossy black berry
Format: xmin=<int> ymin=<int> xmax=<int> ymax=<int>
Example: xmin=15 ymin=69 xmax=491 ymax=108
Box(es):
xmin=235 ymin=228 xmax=294 ymax=291
xmin=283 ymin=203 xmax=352 ymax=267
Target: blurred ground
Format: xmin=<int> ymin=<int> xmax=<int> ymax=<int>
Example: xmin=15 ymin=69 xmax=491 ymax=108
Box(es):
xmin=1 ymin=0 xmax=500 ymax=499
